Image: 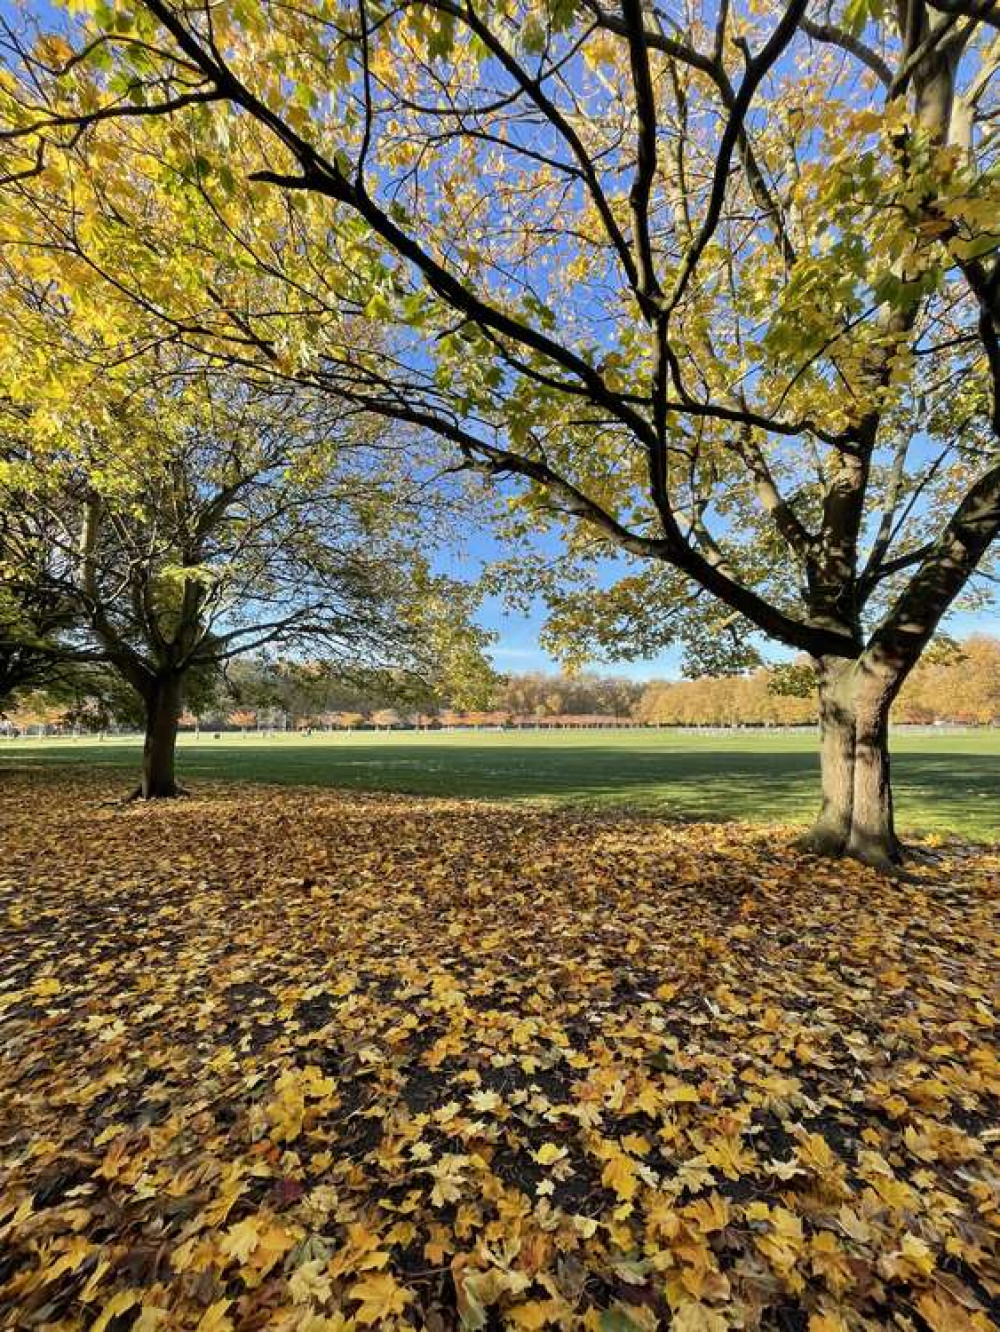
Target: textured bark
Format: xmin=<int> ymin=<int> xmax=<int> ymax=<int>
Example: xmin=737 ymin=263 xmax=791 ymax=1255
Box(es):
xmin=800 ymin=657 xmax=901 ymax=867
xmin=140 ymin=675 xmax=182 ymax=799
xmin=846 ymin=684 xmax=898 ymax=868
xmin=802 ymin=659 xmax=857 ymax=856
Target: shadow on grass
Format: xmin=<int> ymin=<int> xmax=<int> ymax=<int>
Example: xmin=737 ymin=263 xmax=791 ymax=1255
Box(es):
xmin=2 ymin=737 xmax=997 ymax=840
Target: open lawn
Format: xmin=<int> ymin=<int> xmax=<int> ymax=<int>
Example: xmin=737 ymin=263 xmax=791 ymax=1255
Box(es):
xmin=1 ymin=771 xmax=998 ymax=1330
xmin=2 ymin=726 xmax=999 ymax=841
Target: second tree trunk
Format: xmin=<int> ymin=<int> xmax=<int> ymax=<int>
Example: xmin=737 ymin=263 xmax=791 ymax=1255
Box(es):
xmin=803 ymin=657 xmax=901 ymax=867
xmin=141 ymin=675 xmax=182 ymax=799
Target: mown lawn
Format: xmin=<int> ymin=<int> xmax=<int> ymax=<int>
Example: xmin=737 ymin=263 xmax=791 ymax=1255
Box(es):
xmin=2 ymin=726 xmax=998 ymax=841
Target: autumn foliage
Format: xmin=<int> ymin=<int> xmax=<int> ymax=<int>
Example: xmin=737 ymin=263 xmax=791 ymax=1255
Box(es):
xmin=1 ymin=771 xmax=998 ymax=1330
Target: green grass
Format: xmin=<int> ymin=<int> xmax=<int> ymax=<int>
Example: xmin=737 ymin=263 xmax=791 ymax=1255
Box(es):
xmin=3 ymin=726 xmax=998 ymax=841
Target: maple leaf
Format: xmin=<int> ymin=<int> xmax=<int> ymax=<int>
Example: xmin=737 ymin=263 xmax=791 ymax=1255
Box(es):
xmin=247 ymin=1224 xmax=296 ymax=1282
xmin=288 ymin=1257 xmax=333 ymax=1306
xmin=91 ymin=1290 xmax=142 ymax=1332
xmin=349 ymin=1272 xmax=412 ymax=1324
xmin=434 ymin=1100 xmax=463 ymax=1124
xmin=134 ymin=1308 xmax=172 ymax=1331
xmin=534 ymin=1143 xmax=568 ymax=1165
xmin=880 ymin=1232 xmax=936 ymax=1281
xmin=672 ymin=1302 xmax=728 ymax=1332
xmin=808 ymin=1314 xmax=851 ymax=1332
xmin=36 ymin=1236 xmax=95 ymax=1284
xmin=601 ymin=1150 xmax=639 ymax=1202
xmin=683 ymin=1193 xmax=729 ymax=1235
xmin=221 ymin=1216 xmax=262 ymax=1264
xmin=507 ymin=1299 xmax=565 ymax=1328
xmin=427 ymin=1153 xmax=469 ymax=1206
xmin=810 ymin=1232 xmax=852 ymax=1295
xmin=196 ymin=1302 xmax=234 ymax=1332
xmin=327 ymin=1222 xmax=390 ymax=1279
xmin=835 ymin=1205 xmax=872 ymax=1244
xmin=469 ymin=1088 xmax=502 ymax=1113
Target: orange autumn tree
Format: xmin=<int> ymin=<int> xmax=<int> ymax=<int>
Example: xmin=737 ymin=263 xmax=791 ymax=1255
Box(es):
xmin=1 ymin=1 xmax=999 ymax=861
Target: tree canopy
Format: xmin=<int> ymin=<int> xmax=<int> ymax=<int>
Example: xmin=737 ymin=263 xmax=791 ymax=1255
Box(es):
xmin=0 ymin=0 xmax=998 ymax=855
xmin=0 ymin=285 xmax=495 ymax=794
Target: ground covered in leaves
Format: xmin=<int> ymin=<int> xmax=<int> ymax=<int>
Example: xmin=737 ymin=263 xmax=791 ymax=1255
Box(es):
xmin=1 ymin=771 xmax=998 ymax=1332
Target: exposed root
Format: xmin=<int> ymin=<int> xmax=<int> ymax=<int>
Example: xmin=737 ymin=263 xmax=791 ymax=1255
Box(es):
xmin=109 ymin=783 xmax=189 ymax=804
xmin=794 ymin=823 xmax=848 ymax=858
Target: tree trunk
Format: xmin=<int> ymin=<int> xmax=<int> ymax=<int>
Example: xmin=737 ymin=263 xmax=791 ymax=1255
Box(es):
xmin=805 ymin=658 xmax=858 ymax=856
xmin=846 ymin=680 xmax=897 ymax=868
xmin=140 ymin=675 xmax=183 ymax=798
xmin=800 ymin=656 xmax=902 ymax=868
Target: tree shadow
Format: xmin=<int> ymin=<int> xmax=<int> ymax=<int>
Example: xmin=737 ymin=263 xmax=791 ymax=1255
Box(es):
xmin=1 ymin=737 xmax=996 ymax=840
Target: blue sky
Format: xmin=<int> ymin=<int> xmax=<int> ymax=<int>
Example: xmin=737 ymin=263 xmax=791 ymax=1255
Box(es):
xmin=471 ymin=578 xmax=999 ymax=682
xmin=442 ymin=527 xmax=1000 ymax=681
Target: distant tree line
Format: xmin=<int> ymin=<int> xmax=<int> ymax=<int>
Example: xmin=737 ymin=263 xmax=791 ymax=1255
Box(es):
xmin=634 ymin=639 xmax=1000 ymax=728
xmin=6 ymin=638 xmax=998 ymax=735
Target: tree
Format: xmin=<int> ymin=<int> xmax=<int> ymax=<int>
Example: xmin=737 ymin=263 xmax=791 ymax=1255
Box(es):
xmin=3 ymin=364 xmax=493 ymax=797
xmin=897 ymin=634 xmax=1000 ymax=723
xmin=370 ymin=707 xmax=401 ymax=729
xmin=0 ymin=488 xmax=90 ymax=710
xmin=496 ymin=671 xmax=644 ymax=718
xmin=228 ymin=708 xmax=258 ymax=734
xmin=1 ymin=1 xmax=999 ymax=860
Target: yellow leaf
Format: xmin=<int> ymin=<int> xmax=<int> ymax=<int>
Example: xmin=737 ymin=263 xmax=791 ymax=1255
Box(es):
xmin=428 ymin=1153 xmax=469 ymax=1206
xmin=534 ymin=1143 xmax=567 ymax=1166
xmin=134 ymin=1308 xmax=171 ymax=1331
xmin=221 ymin=1217 xmax=261 ymax=1264
xmin=601 ymin=1150 xmax=639 ymax=1202
xmin=289 ymin=1257 xmax=333 ymax=1306
xmin=684 ymin=1193 xmax=729 ymax=1235
xmin=507 ymin=1300 xmax=560 ymax=1329
xmin=349 ymin=1272 xmax=412 ymax=1325
xmin=196 ymin=1302 xmax=234 ymax=1332
xmin=91 ymin=1290 xmax=141 ymax=1332
xmin=795 ymin=1132 xmax=836 ymax=1175
xmin=660 ymin=1078 xmax=699 ymax=1104
xmin=900 ymin=1232 xmax=935 ymax=1277
xmin=672 ymin=1301 xmax=728 ymax=1332
xmin=37 ymin=1237 xmax=94 ymax=1285
xmin=915 ymin=1290 xmax=984 ymax=1332
xmin=836 ymin=1205 xmax=871 ymax=1244
xmin=808 ymin=1314 xmax=850 ymax=1332
xmin=469 ymin=1089 xmax=502 ymax=1113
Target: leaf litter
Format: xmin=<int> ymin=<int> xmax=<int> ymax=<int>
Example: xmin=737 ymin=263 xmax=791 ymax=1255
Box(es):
xmin=0 ymin=769 xmax=998 ymax=1330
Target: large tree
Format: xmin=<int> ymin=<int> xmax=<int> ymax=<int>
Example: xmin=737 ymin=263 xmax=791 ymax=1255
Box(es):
xmin=1 ymin=0 xmax=998 ymax=860
xmin=3 ymin=365 xmax=492 ymax=797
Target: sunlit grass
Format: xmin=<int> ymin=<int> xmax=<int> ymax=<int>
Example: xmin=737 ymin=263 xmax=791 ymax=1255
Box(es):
xmin=3 ymin=726 xmax=998 ymax=841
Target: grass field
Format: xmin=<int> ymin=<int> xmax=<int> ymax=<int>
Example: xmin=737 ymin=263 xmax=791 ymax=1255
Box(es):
xmin=3 ymin=725 xmax=998 ymax=840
